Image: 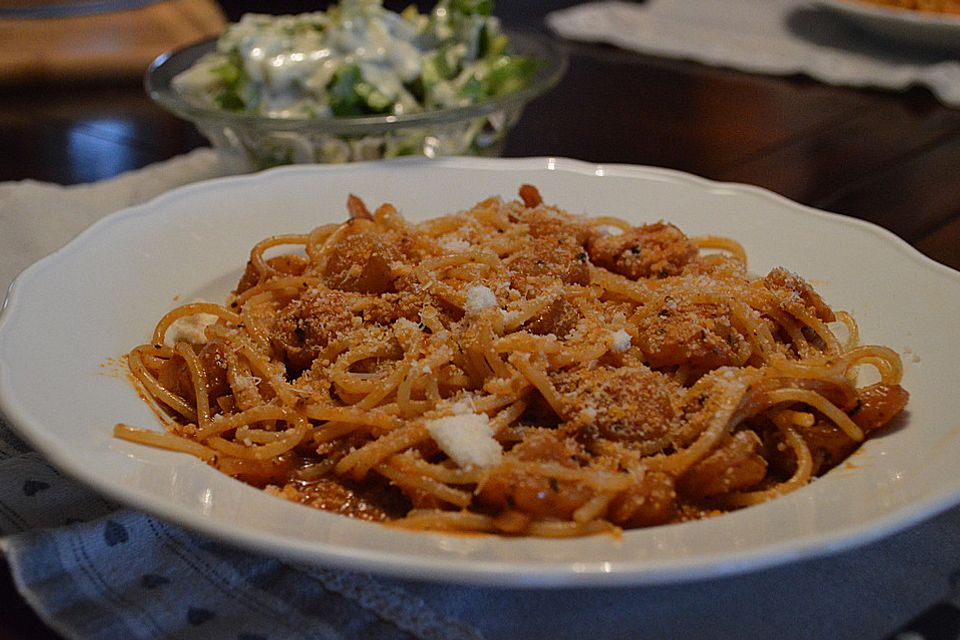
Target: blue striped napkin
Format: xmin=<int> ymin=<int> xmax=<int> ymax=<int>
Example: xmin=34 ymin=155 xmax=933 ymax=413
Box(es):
xmin=4 ymin=414 xmax=960 ymax=640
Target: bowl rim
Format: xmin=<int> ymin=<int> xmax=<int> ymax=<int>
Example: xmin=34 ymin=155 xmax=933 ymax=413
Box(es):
xmin=144 ymin=29 xmax=569 ymax=134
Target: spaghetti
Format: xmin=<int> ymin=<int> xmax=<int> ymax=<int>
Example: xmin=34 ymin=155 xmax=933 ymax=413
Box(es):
xmin=117 ymin=185 xmax=908 ymax=536
xmin=855 ymin=0 xmax=960 ymax=14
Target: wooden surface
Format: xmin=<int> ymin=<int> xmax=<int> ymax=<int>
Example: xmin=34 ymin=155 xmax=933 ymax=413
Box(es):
xmin=1 ymin=0 xmax=959 ymax=638
xmin=0 ymin=0 xmax=225 ymax=83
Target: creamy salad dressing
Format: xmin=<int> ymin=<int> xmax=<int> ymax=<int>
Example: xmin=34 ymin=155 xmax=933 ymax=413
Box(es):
xmin=174 ymin=0 xmax=529 ymax=120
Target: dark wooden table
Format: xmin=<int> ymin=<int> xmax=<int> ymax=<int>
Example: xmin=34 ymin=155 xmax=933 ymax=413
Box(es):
xmin=2 ymin=1 xmax=959 ymax=638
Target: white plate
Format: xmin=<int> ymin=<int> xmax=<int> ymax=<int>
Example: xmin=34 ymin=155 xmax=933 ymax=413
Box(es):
xmin=816 ymin=0 xmax=960 ymax=51
xmin=2 ymin=157 xmax=960 ymax=587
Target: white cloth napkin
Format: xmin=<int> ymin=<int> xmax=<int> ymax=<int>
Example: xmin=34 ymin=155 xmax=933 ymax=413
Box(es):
xmin=0 ymin=149 xmax=230 ymax=294
xmin=546 ymin=0 xmax=960 ymax=108
xmin=2 ymin=151 xmax=960 ymax=639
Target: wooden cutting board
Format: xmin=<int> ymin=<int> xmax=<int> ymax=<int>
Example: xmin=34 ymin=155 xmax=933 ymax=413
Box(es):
xmin=0 ymin=0 xmax=226 ymax=84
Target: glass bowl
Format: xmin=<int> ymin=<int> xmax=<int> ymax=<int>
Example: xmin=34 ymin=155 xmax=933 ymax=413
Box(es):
xmin=145 ymin=31 xmax=567 ymax=170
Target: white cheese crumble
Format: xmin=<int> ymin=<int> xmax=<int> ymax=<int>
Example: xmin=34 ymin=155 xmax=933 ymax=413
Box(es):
xmin=610 ymin=329 xmax=632 ymax=353
xmin=425 ymin=412 xmax=502 ymax=469
xmin=500 ymin=309 xmax=521 ymax=324
xmin=450 ymin=397 xmax=476 ymax=415
xmin=164 ymin=312 xmax=219 ymax=347
xmin=393 ymin=317 xmax=422 ymax=349
xmin=440 ymin=237 xmax=472 ymax=252
xmin=463 ymin=285 xmax=498 ymax=315
xmin=394 ymin=317 xmax=420 ymax=332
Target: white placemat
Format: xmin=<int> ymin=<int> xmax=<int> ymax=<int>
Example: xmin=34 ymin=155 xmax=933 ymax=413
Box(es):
xmin=547 ymin=0 xmax=960 ymax=107
xmin=1 ymin=152 xmax=959 ymax=639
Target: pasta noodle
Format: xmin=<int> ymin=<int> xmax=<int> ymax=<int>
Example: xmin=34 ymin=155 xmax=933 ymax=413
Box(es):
xmin=116 ymin=185 xmax=909 ymax=536
xmin=855 ymin=0 xmax=960 ymax=14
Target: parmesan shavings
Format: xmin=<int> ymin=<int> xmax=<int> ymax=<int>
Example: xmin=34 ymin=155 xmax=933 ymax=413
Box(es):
xmin=164 ymin=312 xmax=218 ymax=347
xmin=425 ymin=412 xmax=502 ymax=469
xmin=463 ymin=285 xmax=498 ymax=315
xmin=610 ymin=329 xmax=632 ymax=352
xmin=440 ymin=237 xmax=472 ymax=252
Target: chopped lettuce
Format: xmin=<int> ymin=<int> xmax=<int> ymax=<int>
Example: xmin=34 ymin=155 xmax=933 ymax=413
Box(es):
xmin=173 ymin=0 xmax=535 ymax=119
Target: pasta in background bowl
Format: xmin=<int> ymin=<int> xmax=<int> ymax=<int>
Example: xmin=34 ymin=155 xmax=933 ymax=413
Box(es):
xmin=850 ymin=0 xmax=960 ymax=15
xmin=816 ymin=0 xmax=960 ymax=50
xmin=0 ymin=158 xmax=958 ymax=586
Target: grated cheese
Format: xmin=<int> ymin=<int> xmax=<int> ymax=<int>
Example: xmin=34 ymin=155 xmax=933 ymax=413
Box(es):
xmin=440 ymin=237 xmax=472 ymax=252
xmin=610 ymin=329 xmax=632 ymax=352
xmin=463 ymin=285 xmax=498 ymax=315
xmin=164 ymin=312 xmax=219 ymax=347
xmin=425 ymin=412 xmax=502 ymax=469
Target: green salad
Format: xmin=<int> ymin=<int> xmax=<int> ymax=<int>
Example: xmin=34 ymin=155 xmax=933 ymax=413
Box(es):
xmin=174 ymin=0 xmax=535 ymax=120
